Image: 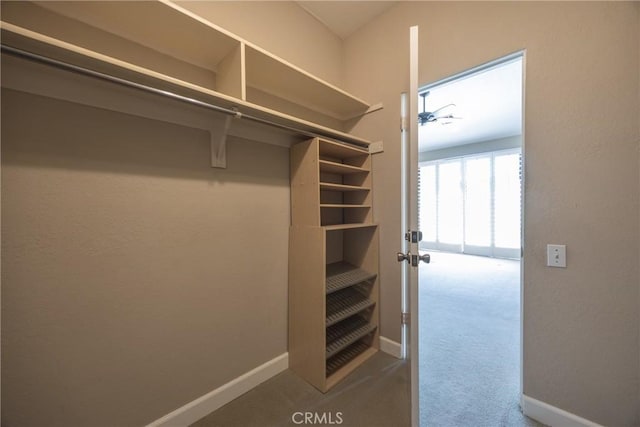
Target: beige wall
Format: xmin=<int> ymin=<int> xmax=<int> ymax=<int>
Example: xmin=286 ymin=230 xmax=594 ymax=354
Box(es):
xmin=344 ymin=2 xmax=640 ymax=426
xmin=0 ymin=3 xmax=347 ymax=426
xmin=176 ymin=1 xmax=344 ymax=87
xmin=1 ymin=88 xmax=290 ymax=426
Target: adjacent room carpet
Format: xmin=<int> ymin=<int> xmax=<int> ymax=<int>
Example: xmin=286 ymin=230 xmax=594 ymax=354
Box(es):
xmin=419 ymin=251 xmax=543 ymax=427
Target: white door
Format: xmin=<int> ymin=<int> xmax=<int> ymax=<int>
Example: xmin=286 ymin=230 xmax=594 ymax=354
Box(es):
xmin=399 ymin=25 xmax=422 ymax=427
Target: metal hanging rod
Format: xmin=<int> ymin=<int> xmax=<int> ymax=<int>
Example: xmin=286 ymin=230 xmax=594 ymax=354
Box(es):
xmin=0 ymin=43 xmax=357 ymax=145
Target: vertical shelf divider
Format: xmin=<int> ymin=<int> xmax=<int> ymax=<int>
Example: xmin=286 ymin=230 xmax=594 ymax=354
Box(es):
xmin=217 ymin=42 xmax=246 ymax=101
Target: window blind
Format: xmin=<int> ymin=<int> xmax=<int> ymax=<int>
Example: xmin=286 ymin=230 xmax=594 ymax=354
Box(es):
xmin=418 ymin=148 xmax=521 ymax=259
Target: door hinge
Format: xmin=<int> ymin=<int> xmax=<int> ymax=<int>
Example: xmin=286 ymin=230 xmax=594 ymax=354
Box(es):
xmin=401 ymin=312 xmax=410 ymax=325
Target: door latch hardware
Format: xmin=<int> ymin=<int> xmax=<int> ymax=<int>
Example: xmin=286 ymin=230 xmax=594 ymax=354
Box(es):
xmin=410 ymin=254 xmax=418 ymax=267
xmin=410 ymin=253 xmax=431 ymax=266
xmin=397 ymin=252 xmax=411 ymax=263
xmin=399 ymin=252 xmax=430 ymax=266
xmin=405 ymin=230 xmax=423 ymax=243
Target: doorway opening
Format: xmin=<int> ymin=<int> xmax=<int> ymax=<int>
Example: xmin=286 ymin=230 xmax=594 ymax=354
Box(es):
xmin=416 ymin=54 xmax=534 ymax=426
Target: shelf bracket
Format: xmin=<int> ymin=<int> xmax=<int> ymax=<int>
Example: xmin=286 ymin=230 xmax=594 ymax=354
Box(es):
xmin=210 ymin=109 xmax=241 ymax=169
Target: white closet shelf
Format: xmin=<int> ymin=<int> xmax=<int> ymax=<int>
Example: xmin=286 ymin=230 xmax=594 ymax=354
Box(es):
xmin=0 ymin=0 xmax=379 ymax=148
xmin=0 ymin=23 xmax=371 ymax=147
xmin=245 ymin=45 xmax=370 ymax=121
xmin=319 ymin=183 xmax=371 ymax=192
xmin=319 ymin=160 xmax=369 ymax=175
xmin=319 ymin=139 xmax=369 ymax=158
xmin=323 ymin=223 xmax=378 ymax=231
xmin=32 ymin=0 xmax=241 ymax=72
xmin=320 ymin=204 xmax=371 ymax=209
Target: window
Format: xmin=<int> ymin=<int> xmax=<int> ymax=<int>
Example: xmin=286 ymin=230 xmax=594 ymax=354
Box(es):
xmin=419 ymin=149 xmax=521 ymax=259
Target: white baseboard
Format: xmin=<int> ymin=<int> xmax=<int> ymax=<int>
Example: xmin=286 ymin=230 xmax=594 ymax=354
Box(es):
xmin=379 ymin=336 xmax=402 ymax=359
xmin=147 ymin=353 xmax=289 ymax=427
xmin=522 ymin=395 xmax=604 ymax=427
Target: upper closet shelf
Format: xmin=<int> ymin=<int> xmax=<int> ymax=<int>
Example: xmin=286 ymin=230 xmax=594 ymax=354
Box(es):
xmin=245 ymin=45 xmax=369 ymax=121
xmin=0 ymin=0 xmax=378 ymax=149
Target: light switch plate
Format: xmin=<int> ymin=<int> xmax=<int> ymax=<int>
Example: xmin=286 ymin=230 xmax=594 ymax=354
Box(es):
xmin=547 ymin=244 xmax=566 ymax=268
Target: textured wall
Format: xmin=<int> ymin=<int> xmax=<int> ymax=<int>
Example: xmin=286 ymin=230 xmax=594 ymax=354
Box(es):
xmin=176 ymin=1 xmax=344 ymax=87
xmin=344 ymin=2 xmax=640 ymax=426
xmin=1 ymin=89 xmax=290 ymax=426
xmin=0 ymin=2 xmax=348 ymax=425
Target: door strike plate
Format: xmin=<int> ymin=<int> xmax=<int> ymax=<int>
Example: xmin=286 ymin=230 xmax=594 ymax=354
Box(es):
xmin=405 ymin=230 xmax=423 ymax=243
xmin=410 ymin=254 xmax=419 ymax=267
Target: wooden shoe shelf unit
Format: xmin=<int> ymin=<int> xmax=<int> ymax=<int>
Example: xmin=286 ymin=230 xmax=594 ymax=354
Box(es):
xmin=289 ymin=138 xmax=379 ymax=392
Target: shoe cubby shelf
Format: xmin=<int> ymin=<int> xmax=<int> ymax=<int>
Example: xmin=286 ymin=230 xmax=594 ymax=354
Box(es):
xmin=290 ymin=137 xmax=379 ymax=393
xmin=326 ymin=286 xmax=375 ymax=327
xmin=326 ymin=341 xmax=376 ymax=379
xmin=326 ymin=261 xmax=377 ymax=294
xmin=326 ymin=316 xmax=377 ymax=359
xmin=0 ymin=0 xmax=376 ymax=147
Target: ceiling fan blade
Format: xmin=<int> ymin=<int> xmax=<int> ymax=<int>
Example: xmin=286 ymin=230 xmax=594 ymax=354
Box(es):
xmin=432 ymin=114 xmax=463 ymax=121
xmin=426 ymin=114 xmax=464 ymax=126
xmin=431 ymin=103 xmax=456 ymax=115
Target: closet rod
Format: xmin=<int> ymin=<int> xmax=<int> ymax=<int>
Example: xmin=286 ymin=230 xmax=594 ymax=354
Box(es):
xmin=1 ymin=44 xmax=360 ymax=146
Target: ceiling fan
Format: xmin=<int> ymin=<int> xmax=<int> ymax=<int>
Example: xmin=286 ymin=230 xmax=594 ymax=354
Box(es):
xmin=418 ymin=91 xmax=462 ymax=126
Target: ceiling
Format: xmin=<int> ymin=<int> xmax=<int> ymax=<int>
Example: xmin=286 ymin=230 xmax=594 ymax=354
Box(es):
xmin=419 ymin=58 xmax=523 ymax=152
xmin=296 ymin=1 xmax=397 ymax=39
xmin=293 ymin=2 xmax=522 ymax=153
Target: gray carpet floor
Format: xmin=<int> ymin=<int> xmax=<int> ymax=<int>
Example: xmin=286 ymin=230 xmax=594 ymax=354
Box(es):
xmin=419 ymin=251 xmax=543 ymax=427
xmin=191 ymin=352 xmax=410 ymax=427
